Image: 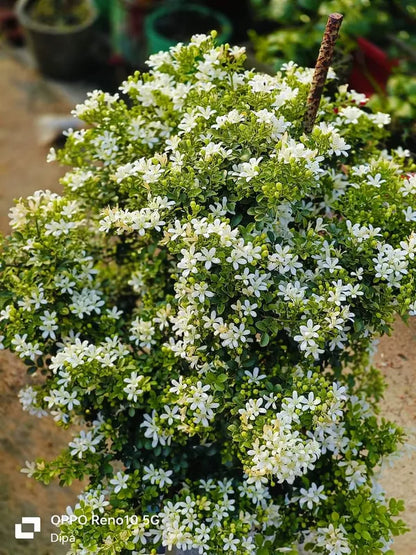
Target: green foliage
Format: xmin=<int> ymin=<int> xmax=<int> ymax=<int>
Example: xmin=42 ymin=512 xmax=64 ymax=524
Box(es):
xmin=1 ymin=34 xmax=415 ymax=554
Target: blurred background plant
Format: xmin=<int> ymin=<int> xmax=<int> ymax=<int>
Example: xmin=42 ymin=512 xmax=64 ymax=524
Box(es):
xmin=249 ymin=0 xmax=416 ymax=151
xmin=26 ymin=0 xmax=91 ymax=27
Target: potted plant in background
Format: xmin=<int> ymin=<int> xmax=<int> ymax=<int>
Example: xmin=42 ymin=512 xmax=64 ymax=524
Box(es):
xmin=16 ymin=0 xmax=98 ymax=79
xmin=0 ymin=30 xmax=414 ymax=554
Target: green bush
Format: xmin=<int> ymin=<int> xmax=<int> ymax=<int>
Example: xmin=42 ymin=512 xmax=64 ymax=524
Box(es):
xmin=1 ymin=33 xmax=414 ymax=553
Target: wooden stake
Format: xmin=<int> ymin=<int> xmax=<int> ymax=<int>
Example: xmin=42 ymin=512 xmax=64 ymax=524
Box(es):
xmin=303 ymin=13 xmax=343 ymax=134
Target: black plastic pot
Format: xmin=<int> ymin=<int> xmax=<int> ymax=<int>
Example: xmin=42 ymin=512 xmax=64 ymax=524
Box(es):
xmin=16 ymin=0 xmax=98 ymax=80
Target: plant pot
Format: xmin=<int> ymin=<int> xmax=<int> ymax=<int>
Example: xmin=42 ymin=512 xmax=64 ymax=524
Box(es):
xmin=16 ymin=0 xmax=99 ymax=80
xmin=144 ymin=2 xmax=232 ymax=56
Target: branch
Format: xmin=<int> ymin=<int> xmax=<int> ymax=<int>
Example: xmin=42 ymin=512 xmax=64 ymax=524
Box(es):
xmin=303 ymin=13 xmax=343 ymax=134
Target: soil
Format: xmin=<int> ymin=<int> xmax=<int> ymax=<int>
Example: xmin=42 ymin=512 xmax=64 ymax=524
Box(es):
xmin=0 ymin=49 xmax=415 ymax=554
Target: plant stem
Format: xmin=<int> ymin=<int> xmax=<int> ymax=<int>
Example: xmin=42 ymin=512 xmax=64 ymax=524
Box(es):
xmin=303 ymin=13 xmax=343 ymax=134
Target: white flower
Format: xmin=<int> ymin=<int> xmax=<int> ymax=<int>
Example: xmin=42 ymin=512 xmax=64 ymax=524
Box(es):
xmin=178 ymin=112 xmax=198 ymax=134
xmin=106 ymin=306 xmax=123 ymax=319
xmin=339 ymin=460 xmax=367 ymax=490
xmin=249 ymin=74 xmax=278 ymax=93
xmin=69 ymin=430 xmax=103 ymax=459
xmin=339 ymin=106 xmax=363 ymax=124
xmin=277 ymin=137 xmax=317 ymax=164
xmin=272 ymin=84 xmax=299 ymax=108
xmin=91 ymin=130 xmax=119 ymax=163
xmin=123 ymin=372 xmax=145 ymax=402
xmin=346 ymin=220 xmax=381 ymax=243
xmin=212 ymin=109 xmax=245 ymax=129
xmin=220 ymin=323 xmax=251 ymax=348
xmin=328 ymin=134 xmax=350 ymax=156
xmin=209 ymin=197 xmax=230 ymax=218
xmin=142 ymin=464 xmax=173 ymax=488
xmin=196 ymin=247 xmax=220 ymax=270
xmin=20 ymin=460 xmax=37 ymax=477
xmin=231 ymin=157 xmax=262 ymax=182
xmin=44 ymin=387 xmax=81 ymax=410
xmin=114 ymin=161 xmax=140 ymax=183
xmin=70 ymin=288 xmax=105 ymax=319
xmin=39 ymin=310 xmax=58 ymax=339
xmin=244 ymin=367 xmax=266 ymax=384
xmin=72 ymin=90 xmax=119 ymax=118
xmin=268 ymin=244 xmax=302 ymax=274
xmin=366 ymin=173 xmax=386 ymax=187
xmin=109 ymin=471 xmax=129 ymax=493
xmin=347 ymin=89 xmax=367 ymax=104
xmin=240 ymin=299 xmax=258 ymax=317
xmin=169 ymin=377 xmax=187 ymax=395
xmin=281 ymin=61 xmax=298 ymax=72
xmin=301 ymin=392 xmax=321 ymax=411
xmin=140 ymin=410 xmax=171 ymax=447
xmin=223 ymin=533 xmax=239 ymax=552
xmin=369 ymin=112 xmax=391 ymax=127
xmin=11 ymin=334 xmax=42 ymax=361
xmin=0 ymin=305 xmax=12 ymax=321
xmin=298 ymin=482 xmax=327 ymax=509
xmin=277 ymin=281 xmax=306 ymax=302
xmin=190 ymin=282 xmax=214 ymax=303
xmin=46 ymin=147 xmax=57 ymax=163
xmin=229 ymin=45 xmax=246 ymax=59
xmin=18 ymin=386 xmax=47 ymax=417
xmin=304 ymin=342 xmax=325 ymax=360
xmin=177 ymin=245 xmax=198 ymax=277
xmin=201 ymin=141 xmax=227 ymax=160
xmin=317 ymin=255 xmax=342 ymax=273
xmin=145 ymin=50 xmax=172 ymax=69
xmin=196 ymin=105 xmax=217 ymax=120
xmin=394 ymin=146 xmax=410 ymax=158
xmin=88 ymin=493 xmax=109 ymax=514
xmin=239 ymin=398 xmax=267 ymax=420
xmin=399 ymin=174 xmax=416 ymax=196
xmin=255 ymin=109 xmax=291 ymax=140
xmin=403 ymin=207 xmax=416 ymax=222
xmin=294 ymin=319 xmax=320 ymax=350
xmin=313 ymin=523 xmax=351 ymax=555
xmin=129 ymin=318 xmax=155 ymax=349
xmin=55 ymin=274 xmax=76 ymax=294
xmin=44 ymin=218 xmax=79 ymax=237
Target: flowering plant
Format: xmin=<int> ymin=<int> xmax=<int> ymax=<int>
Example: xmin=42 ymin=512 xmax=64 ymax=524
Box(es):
xmin=1 ymin=32 xmax=415 ymax=554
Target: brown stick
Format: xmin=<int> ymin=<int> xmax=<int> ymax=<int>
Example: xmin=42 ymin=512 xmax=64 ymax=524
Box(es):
xmin=303 ymin=13 xmax=343 ymax=134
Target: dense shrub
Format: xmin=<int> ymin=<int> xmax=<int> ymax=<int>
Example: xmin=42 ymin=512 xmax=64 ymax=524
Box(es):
xmin=1 ymin=33 xmax=415 ymax=554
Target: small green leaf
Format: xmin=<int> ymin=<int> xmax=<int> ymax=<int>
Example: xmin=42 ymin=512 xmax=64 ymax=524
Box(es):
xmin=260 ymin=333 xmax=270 ymax=347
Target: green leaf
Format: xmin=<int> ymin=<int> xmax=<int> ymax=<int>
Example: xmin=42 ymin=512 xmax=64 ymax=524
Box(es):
xmin=260 ymin=333 xmax=270 ymax=347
